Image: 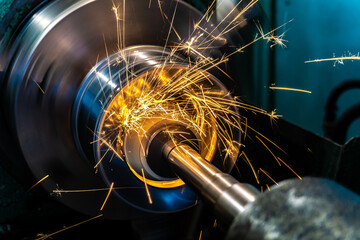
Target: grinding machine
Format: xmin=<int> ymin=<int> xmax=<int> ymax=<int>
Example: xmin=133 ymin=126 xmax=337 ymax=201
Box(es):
xmin=1 ymin=0 xmax=360 ymax=239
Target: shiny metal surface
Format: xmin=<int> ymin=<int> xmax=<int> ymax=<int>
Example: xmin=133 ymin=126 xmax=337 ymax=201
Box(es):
xmin=0 ymin=0 xmax=229 ymax=218
xmin=166 ymin=143 xmax=259 ymax=225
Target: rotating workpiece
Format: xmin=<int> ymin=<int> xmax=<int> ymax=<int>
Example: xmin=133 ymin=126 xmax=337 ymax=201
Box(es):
xmin=0 ymin=0 xmax=255 ymax=221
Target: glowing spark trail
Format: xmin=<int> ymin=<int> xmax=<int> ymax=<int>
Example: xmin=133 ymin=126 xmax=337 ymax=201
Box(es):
xmin=142 ymin=168 xmax=153 ymax=204
xmin=256 ymin=136 xmax=281 ymax=166
xmin=259 ymin=168 xmax=278 ymax=185
xmin=53 ymin=186 xmax=143 ymax=194
xmin=305 ymin=52 xmax=360 ymax=65
xmin=28 ymin=174 xmax=49 ymax=192
xmin=240 ymin=151 xmax=259 ymax=184
xmin=277 ymin=157 xmax=302 ymax=180
xmin=35 ymin=214 xmax=103 ymax=240
xmin=269 ymin=86 xmax=312 ymax=94
xmin=305 ymin=56 xmax=360 ymax=63
xmin=100 ymin=182 xmax=114 ymax=211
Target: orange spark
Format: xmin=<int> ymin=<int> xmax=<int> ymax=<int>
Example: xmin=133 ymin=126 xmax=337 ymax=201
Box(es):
xmin=305 ymin=56 xmax=360 ymax=64
xmin=269 ymin=86 xmax=311 ymax=94
xmin=259 ymin=168 xmax=278 ymax=185
xmin=142 ymin=168 xmax=153 ymax=204
xmin=35 ymin=214 xmax=103 ymax=240
xmin=256 ymin=136 xmax=281 ymax=166
xmin=100 ymin=182 xmax=114 ymax=211
xmin=277 ymin=157 xmax=302 ymax=180
xmin=240 ymin=151 xmax=259 ymax=184
xmin=53 ymin=186 xmax=143 ymax=194
xmin=28 ymin=174 xmax=49 ymax=192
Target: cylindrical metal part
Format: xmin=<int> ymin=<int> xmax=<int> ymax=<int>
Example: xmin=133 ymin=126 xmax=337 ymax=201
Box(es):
xmin=165 ymin=143 xmax=259 ymax=225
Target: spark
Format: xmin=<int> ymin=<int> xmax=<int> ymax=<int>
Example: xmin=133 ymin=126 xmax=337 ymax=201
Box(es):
xmin=156 ymin=0 xmax=164 ymax=19
xmin=28 ymin=174 xmax=49 ymax=192
xmin=240 ymin=151 xmax=259 ymax=184
xmin=53 ymin=186 xmax=143 ymax=194
xmin=94 ymin=137 xmax=120 ymax=169
xmin=142 ymin=168 xmax=153 ymax=204
xmin=305 ymin=52 xmax=360 ymax=66
xmin=199 ymin=230 xmax=203 ymax=240
xmin=100 ymin=182 xmax=114 ymax=211
xmin=256 ymin=136 xmax=281 ymax=166
xmin=259 ymin=168 xmax=278 ymax=185
xmin=255 ymin=20 xmax=289 ymax=48
xmin=245 ymin=124 xmax=287 ymax=155
xmin=163 ymin=12 xmax=182 ymax=41
xmin=269 ymin=109 xmax=282 ymax=128
xmin=34 ymin=81 xmax=45 ymax=94
xmin=269 ymin=86 xmax=311 ymax=94
xmin=35 ymin=214 xmax=103 ymax=240
xmin=228 ymin=20 xmax=293 ymax=57
xmin=277 ymin=157 xmax=302 ymax=180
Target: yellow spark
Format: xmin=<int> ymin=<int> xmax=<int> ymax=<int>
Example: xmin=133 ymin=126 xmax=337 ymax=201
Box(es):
xmin=255 ymin=20 xmax=289 ymax=48
xmin=305 ymin=56 xmax=360 ymax=64
xmin=259 ymin=168 xmax=278 ymax=185
xmin=28 ymin=174 xmax=49 ymax=192
xmin=213 ymin=219 xmax=217 ymax=228
xmin=34 ymin=81 xmax=45 ymax=94
xmin=256 ymin=136 xmax=281 ymax=166
xmin=142 ymin=168 xmax=153 ymax=204
xmin=227 ymin=20 xmax=292 ymax=58
xmin=240 ymin=151 xmax=259 ymax=184
xmin=245 ymin=124 xmax=287 ymax=154
xmin=243 ymin=116 xmax=248 ymax=140
xmin=163 ymin=13 xmax=182 ymax=41
xmin=266 ymin=184 xmax=271 ymax=191
xmin=199 ymin=230 xmax=203 ymax=240
xmin=35 ymin=214 xmax=103 ymax=240
xmin=100 ymin=182 xmax=114 ymax=211
xmin=269 ymin=109 xmax=282 ymax=128
xmin=269 ymin=86 xmax=311 ymax=94
xmin=162 ymin=0 xmax=178 ymax=53
xmin=94 ymin=137 xmax=121 ymax=169
xmin=277 ymin=157 xmax=302 ymax=180
xmin=53 ymin=186 xmax=143 ymax=194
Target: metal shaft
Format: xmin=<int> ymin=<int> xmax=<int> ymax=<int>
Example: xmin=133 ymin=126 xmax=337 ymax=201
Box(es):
xmin=164 ymin=143 xmax=259 ymax=225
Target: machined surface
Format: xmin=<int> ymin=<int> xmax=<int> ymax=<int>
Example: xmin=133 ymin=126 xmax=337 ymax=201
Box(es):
xmin=166 ymin=143 xmax=259 ymax=225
